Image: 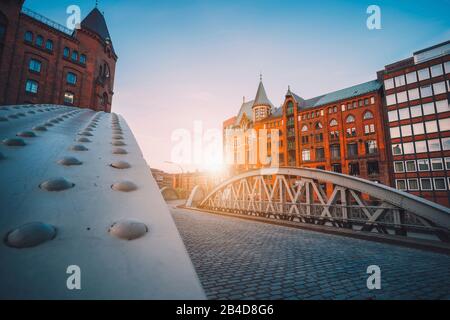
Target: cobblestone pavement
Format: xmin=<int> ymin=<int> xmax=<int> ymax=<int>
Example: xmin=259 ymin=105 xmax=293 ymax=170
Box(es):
xmin=170 ymin=206 xmax=450 ymax=300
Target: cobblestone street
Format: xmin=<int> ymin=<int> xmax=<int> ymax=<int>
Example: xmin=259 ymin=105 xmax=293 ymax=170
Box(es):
xmin=171 ymin=206 xmax=450 ymax=300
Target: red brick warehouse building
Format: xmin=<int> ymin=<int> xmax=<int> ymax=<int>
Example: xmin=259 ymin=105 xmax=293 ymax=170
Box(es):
xmin=0 ymin=0 xmax=117 ymax=112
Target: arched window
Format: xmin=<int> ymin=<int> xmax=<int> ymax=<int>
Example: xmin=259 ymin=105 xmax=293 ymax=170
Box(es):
xmin=36 ymin=35 xmax=43 ymax=47
xmin=24 ymin=31 xmax=33 ymax=42
xmin=80 ymin=54 xmax=86 ymax=64
xmin=103 ymin=63 xmax=110 ymax=78
xmin=315 ymin=122 xmax=323 ymax=130
xmin=45 ymin=39 xmax=53 ymax=51
xmin=346 ymin=115 xmax=356 ymax=123
xmin=363 ymin=111 xmax=374 ymax=120
xmin=301 ymin=125 xmax=308 ymax=132
xmin=329 ymin=119 xmax=338 ymax=127
xmin=71 ymin=50 xmax=78 ymax=61
xmin=63 ymin=47 xmax=70 ymax=58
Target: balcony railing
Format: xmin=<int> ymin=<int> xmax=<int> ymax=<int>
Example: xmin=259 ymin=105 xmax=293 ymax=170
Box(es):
xmin=22 ymin=7 xmax=74 ymax=37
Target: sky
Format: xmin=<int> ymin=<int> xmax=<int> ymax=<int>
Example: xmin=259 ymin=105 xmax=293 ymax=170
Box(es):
xmin=25 ymin=0 xmax=450 ymax=173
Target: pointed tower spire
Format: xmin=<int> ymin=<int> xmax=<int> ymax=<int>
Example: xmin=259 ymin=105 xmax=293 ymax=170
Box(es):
xmin=81 ymin=6 xmax=112 ymax=42
xmin=253 ymin=78 xmax=273 ymax=108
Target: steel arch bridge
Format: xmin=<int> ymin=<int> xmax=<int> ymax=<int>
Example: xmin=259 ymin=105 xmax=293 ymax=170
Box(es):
xmin=196 ymin=167 xmax=450 ymax=242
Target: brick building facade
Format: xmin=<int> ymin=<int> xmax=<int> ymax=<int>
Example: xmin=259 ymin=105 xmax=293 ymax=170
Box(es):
xmin=223 ymin=40 xmax=449 ymax=207
xmin=0 ymin=0 xmax=117 ymax=112
xmin=378 ymin=41 xmax=450 ymax=207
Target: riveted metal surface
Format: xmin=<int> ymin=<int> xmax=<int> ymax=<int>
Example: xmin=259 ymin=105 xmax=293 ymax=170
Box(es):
xmin=40 ymin=178 xmax=75 ymax=191
xmin=0 ymin=105 xmax=205 ymax=300
xmin=57 ymin=157 xmax=83 ymax=166
xmin=110 ymin=161 xmax=131 ymax=169
xmin=108 ymin=219 xmax=148 ymax=240
xmin=5 ymin=222 xmax=57 ymax=248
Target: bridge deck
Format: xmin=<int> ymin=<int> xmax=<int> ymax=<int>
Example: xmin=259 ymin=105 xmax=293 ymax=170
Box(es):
xmin=172 ymin=205 xmax=450 ymax=300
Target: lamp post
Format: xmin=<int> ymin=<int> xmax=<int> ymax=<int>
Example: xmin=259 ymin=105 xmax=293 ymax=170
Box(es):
xmin=165 ymin=161 xmax=185 ymax=190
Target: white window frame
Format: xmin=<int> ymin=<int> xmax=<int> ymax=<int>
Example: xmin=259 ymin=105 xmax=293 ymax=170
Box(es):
xmin=405 ymin=160 xmax=417 ymax=172
xmin=396 ymin=179 xmax=407 ymax=191
xmin=420 ymin=178 xmax=433 ymax=191
xmin=417 ymin=159 xmax=430 ymax=171
xmin=445 ymin=157 xmax=450 ymax=170
xmin=407 ymin=179 xmax=419 ymax=191
xmin=433 ymin=178 xmax=447 ymax=191
xmin=393 ymin=161 xmax=405 ymax=173
xmin=431 ymin=158 xmax=444 ymax=171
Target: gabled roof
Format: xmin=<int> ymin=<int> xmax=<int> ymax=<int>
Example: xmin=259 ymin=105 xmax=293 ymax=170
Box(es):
xmin=235 ymin=100 xmax=254 ymax=126
xmin=81 ymin=8 xmax=111 ymax=42
xmin=289 ymin=80 xmax=382 ymax=111
xmin=253 ymin=81 xmax=274 ymax=108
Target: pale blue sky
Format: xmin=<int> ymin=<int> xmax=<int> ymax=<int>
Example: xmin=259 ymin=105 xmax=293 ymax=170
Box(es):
xmin=25 ymin=0 xmax=450 ymax=172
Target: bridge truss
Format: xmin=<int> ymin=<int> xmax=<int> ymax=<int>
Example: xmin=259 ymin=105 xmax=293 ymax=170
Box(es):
xmin=198 ymin=168 xmax=450 ymax=242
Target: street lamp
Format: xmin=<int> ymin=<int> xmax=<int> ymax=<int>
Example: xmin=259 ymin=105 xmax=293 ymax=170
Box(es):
xmin=165 ymin=161 xmax=185 ymax=190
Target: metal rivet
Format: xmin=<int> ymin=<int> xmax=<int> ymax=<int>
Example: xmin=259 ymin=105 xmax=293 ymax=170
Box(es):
xmin=40 ymin=178 xmax=75 ymax=191
xmin=112 ymin=141 xmax=126 ymax=146
xmin=108 ymin=219 xmax=148 ymax=241
xmin=70 ymin=145 xmax=89 ymax=151
xmin=50 ymin=119 xmax=60 ymax=124
xmin=2 ymin=138 xmax=26 ymax=146
xmin=79 ymin=132 xmax=93 ymax=137
xmin=17 ymin=131 xmax=37 ymax=138
xmin=0 ymin=116 xmax=8 ymax=122
xmin=112 ymin=135 xmax=124 ymax=140
xmin=57 ymin=157 xmax=83 ymax=166
xmin=28 ymin=111 xmax=36 ymax=114
xmin=5 ymin=222 xmax=57 ymax=248
xmin=44 ymin=122 xmax=54 ymax=127
xmin=84 ymin=127 xmax=94 ymax=132
xmin=8 ymin=114 xmax=18 ymax=119
xmin=112 ymin=148 xmax=127 ymax=155
xmin=111 ymin=181 xmax=137 ymax=192
xmin=33 ymin=126 xmax=47 ymax=131
xmin=110 ymin=161 xmax=131 ymax=169
xmin=77 ymin=137 xmax=91 ymax=143
xmin=0 ymin=152 xmax=4 ymax=160
xmin=18 ymin=113 xmax=26 ymax=117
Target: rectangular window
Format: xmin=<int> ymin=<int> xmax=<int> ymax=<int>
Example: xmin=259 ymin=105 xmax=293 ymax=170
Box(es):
xmin=367 ymin=161 xmax=379 ymax=175
xmin=64 ymin=92 xmax=74 ymax=104
xmin=388 ymin=110 xmax=398 ymax=122
xmin=395 ymin=75 xmax=406 ymax=87
xmin=25 ymin=80 xmax=38 ymax=94
xmin=436 ymin=100 xmax=450 ymax=113
xmin=413 ymin=123 xmax=425 ymax=135
xmin=392 ymin=144 xmax=403 ymax=155
xmin=425 ymin=120 xmax=438 ymax=133
xmin=408 ymin=179 xmax=419 ymax=191
xmin=418 ymin=68 xmax=430 ymax=81
xmin=431 ymin=158 xmax=444 ymax=171
xmin=29 ymin=59 xmax=41 ymax=73
xmin=302 ymin=149 xmax=311 ymax=161
xmin=330 ymin=145 xmax=341 ymax=160
xmin=386 ymin=94 xmax=396 ymax=106
xmin=396 ymin=179 xmax=407 ymax=191
xmin=332 ymin=164 xmax=342 ymax=173
xmin=405 ymin=160 xmax=416 ymax=172
xmin=394 ymin=161 xmax=405 ymax=173
xmin=410 ymin=105 xmax=422 ymax=118
xmin=365 ymin=140 xmax=378 ymax=155
xmin=403 ymin=142 xmax=415 ymax=154
xmin=397 ymin=91 xmax=408 ymax=103
xmin=420 ymin=85 xmax=433 ymax=98
xmin=428 ymin=139 xmax=441 ymax=152
xmin=348 ymin=163 xmax=360 ymax=176
xmin=430 ymin=64 xmax=444 ymax=77
xmin=420 ymin=178 xmax=433 ymax=191
xmin=408 ymin=88 xmax=420 ymax=101
xmin=442 ymin=137 xmax=450 ymax=151
xmin=433 ymin=82 xmax=446 ymax=95
xmin=417 ymin=159 xmax=430 ymax=171
xmin=434 ymin=178 xmax=447 ymax=191
xmin=384 ymin=78 xmax=395 ymax=90
xmin=406 ymin=71 xmax=417 ymax=84
xmin=445 ymin=61 xmax=450 ymax=74
xmin=315 ymin=148 xmax=325 ymax=160
xmin=422 ymin=102 xmax=435 ymax=115
xmin=347 ymin=143 xmax=358 ymax=157
xmin=66 ymin=72 xmax=77 ymax=85
xmin=401 ymin=124 xmax=412 ymax=137
xmin=445 ymin=157 xmax=450 ymax=170
xmin=415 ymin=140 xmax=427 ymax=153
xmin=390 ymin=127 xmax=400 ymax=138
xmin=399 ymin=108 xmax=410 ymax=120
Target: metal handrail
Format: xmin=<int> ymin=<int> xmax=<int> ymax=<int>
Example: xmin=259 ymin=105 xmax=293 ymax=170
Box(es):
xmin=21 ymin=7 xmax=74 ymax=37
